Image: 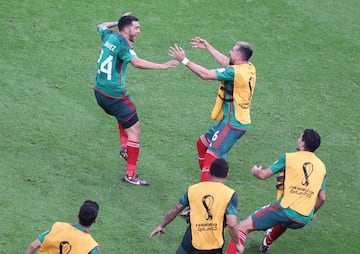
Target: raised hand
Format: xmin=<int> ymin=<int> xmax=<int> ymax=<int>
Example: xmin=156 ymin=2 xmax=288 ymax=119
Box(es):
xmin=168 ymin=44 xmax=186 ymax=62
xmin=121 ymin=11 xmax=132 ymax=17
xmin=190 ymin=37 xmax=209 ymax=49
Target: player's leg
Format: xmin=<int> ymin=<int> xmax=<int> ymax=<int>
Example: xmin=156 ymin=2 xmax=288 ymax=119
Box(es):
xmin=260 ymin=218 xmax=306 ymax=252
xmin=109 ymin=96 xmax=149 ymax=186
xmin=123 ymin=121 xmax=140 ymax=176
xmin=196 ymin=134 xmax=210 ymax=170
xmin=118 ymin=123 xmax=128 ymax=161
xmin=122 ymin=119 xmax=148 ymax=186
xmin=199 ymin=123 xmax=223 ymax=182
xmin=226 ymin=215 xmax=252 ymax=254
xmin=260 ymin=224 xmax=287 ymax=252
xmin=94 ymin=91 xmax=148 ymax=185
xmin=200 ymin=122 xmax=245 ymax=182
xmin=200 ymin=150 xmax=218 ymax=182
xmin=227 ymin=202 xmax=283 ymax=254
xmin=94 ymin=90 xmax=128 ymax=156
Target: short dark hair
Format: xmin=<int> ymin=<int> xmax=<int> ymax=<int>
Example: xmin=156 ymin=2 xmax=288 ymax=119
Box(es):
xmin=117 ymin=15 xmax=139 ymax=31
xmin=302 ymin=129 xmax=321 ymax=152
xmin=78 ymin=200 xmax=99 ymax=227
xmin=209 ymin=158 xmax=229 ymax=178
xmin=236 ymin=42 xmax=253 ymax=61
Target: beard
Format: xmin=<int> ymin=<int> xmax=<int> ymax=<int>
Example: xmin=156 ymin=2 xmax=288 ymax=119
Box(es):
xmin=129 ymin=33 xmax=137 ymax=42
xmin=229 ymin=55 xmax=234 ymax=65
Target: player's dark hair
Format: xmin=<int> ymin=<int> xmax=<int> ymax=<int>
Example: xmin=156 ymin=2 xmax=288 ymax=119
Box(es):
xmin=78 ymin=200 xmax=99 ymax=227
xmin=118 ymin=15 xmax=139 ymax=31
xmin=210 ymin=158 xmax=229 ymax=178
xmin=302 ymin=129 xmax=321 ymax=152
xmin=237 ymin=42 xmax=253 ymax=61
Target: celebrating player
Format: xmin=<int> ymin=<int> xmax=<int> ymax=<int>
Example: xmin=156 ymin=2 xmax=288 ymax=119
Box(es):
xmin=93 ymin=13 xmax=179 ymax=186
xmin=226 ymin=129 xmax=327 ymax=253
xmin=169 ymin=37 xmax=256 ymax=182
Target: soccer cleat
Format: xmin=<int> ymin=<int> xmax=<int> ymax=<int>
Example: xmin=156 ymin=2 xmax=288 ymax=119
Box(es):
xmin=122 ymin=174 xmax=149 ymax=186
xmin=119 ymin=147 xmax=128 ymax=161
xmin=259 ymin=228 xmax=272 ymax=252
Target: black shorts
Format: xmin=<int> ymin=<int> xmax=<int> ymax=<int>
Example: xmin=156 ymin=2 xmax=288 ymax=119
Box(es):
xmin=94 ymin=90 xmax=139 ymax=128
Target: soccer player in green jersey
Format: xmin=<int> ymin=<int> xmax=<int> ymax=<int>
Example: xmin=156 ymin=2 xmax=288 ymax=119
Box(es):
xmin=226 ymin=129 xmax=327 ymax=254
xmin=94 ymin=14 xmax=178 ymax=186
xmin=169 ymin=38 xmax=256 ymax=183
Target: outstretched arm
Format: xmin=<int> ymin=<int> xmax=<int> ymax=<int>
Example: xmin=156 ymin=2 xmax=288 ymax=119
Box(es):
xmin=251 ymin=165 xmax=274 ymax=180
xmin=25 ymin=239 xmax=41 ymax=254
xmin=226 ymin=214 xmax=242 ymax=254
xmin=169 ymin=44 xmax=218 ymax=80
xmin=191 ymin=37 xmax=229 ymax=67
xmin=130 ymin=57 xmax=179 ymax=70
xmin=314 ymin=189 xmax=326 ymax=213
xmin=149 ymin=202 xmax=184 ymax=239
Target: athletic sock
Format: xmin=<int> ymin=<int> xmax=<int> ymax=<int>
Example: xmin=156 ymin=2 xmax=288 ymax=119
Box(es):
xmin=118 ymin=123 xmax=128 ymax=148
xmin=225 ymin=230 xmax=247 ymax=254
xmin=200 ymin=169 xmax=210 ymax=182
xmin=196 ymin=135 xmax=210 ymax=170
xmin=238 ymin=230 xmax=247 ymax=245
xmin=268 ymin=225 xmax=287 ymax=244
xmin=125 ymin=140 xmax=140 ymax=178
xmin=199 ymin=152 xmax=218 ymax=182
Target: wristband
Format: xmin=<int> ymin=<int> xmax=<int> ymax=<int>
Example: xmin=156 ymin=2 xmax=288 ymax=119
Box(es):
xmin=181 ymin=57 xmax=189 ymax=66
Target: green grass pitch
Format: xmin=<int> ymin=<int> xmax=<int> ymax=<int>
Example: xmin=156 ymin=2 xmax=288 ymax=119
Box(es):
xmin=0 ymin=0 xmax=359 ymax=253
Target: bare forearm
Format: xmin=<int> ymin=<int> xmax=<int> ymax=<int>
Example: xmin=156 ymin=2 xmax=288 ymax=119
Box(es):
xmin=25 ymin=239 xmax=41 ymax=254
xmin=251 ymin=166 xmax=274 ymax=180
xmin=25 ymin=247 xmax=35 ymax=254
xmin=314 ymin=201 xmax=324 ymax=213
xmin=131 ymin=58 xmax=178 ymax=70
xmin=227 ymin=215 xmax=242 ymax=254
xmin=228 ymin=226 xmax=240 ymax=244
xmin=184 ymin=60 xmax=216 ymax=80
xmin=160 ymin=202 xmax=184 ymax=228
xmin=97 ymin=21 xmax=118 ymax=29
xmin=205 ymin=43 xmax=229 ymax=66
xmin=132 ymin=58 xmax=165 ymax=69
xmin=191 ymin=37 xmax=229 ymax=66
xmin=314 ymin=190 xmax=326 ymax=212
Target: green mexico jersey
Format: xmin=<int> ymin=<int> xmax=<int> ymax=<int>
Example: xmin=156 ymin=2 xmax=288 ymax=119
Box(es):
xmin=94 ymin=27 xmax=137 ymax=97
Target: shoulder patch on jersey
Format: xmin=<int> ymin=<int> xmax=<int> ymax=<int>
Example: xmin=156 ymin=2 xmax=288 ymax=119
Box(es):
xmin=217 ymin=68 xmax=226 ymax=73
xmin=129 ymin=49 xmax=137 ymax=56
